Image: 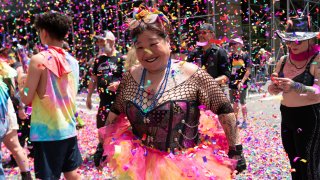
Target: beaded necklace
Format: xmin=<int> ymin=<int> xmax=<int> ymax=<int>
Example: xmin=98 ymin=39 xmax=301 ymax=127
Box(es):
xmin=134 ymin=58 xmax=171 ymax=115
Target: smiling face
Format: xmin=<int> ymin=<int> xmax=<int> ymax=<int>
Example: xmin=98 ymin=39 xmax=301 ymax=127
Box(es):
xmin=135 ymin=30 xmax=171 ymax=73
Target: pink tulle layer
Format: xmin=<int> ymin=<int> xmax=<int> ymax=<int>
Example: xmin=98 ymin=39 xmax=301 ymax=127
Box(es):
xmin=98 ymin=110 xmax=236 ymax=180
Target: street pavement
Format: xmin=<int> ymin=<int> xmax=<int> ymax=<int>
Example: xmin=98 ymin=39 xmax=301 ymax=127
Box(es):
xmin=3 ymin=81 xmax=292 ymax=179
xmin=237 ymin=85 xmax=291 ymax=179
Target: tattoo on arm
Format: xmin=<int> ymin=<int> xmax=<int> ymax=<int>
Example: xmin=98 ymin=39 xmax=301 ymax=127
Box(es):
xmin=291 ymin=82 xmax=316 ymax=94
xmin=218 ymin=113 xmax=239 ymax=146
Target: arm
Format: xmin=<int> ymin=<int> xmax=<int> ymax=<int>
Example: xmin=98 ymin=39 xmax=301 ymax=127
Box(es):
xmin=86 ymin=57 xmax=98 ymax=109
xmin=238 ymin=54 xmax=252 ymax=89
xmin=87 ymin=75 xmax=97 ymax=97
xmin=218 ymin=113 xmax=239 ymax=146
xmin=241 ymin=67 xmax=251 ymax=83
xmin=215 ymin=75 xmax=229 ymax=85
xmin=198 ymin=70 xmax=239 ymax=146
xmin=86 ymin=75 xmax=97 ymax=109
xmin=16 ymin=66 xmax=25 ymax=82
xmin=238 ymin=67 xmax=251 ymax=90
xmin=268 ymin=56 xmax=284 ymax=95
xmin=197 ymin=69 xmax=245 ymax=172
xmin=216 ymin=48 xmax=230 ymax=84
xmin=19 ymin=54 xmax=44 ymax=105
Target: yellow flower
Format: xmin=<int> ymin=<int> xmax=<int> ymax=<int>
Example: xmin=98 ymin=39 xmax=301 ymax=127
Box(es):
xmin=136 ymin=10 xmax=149 ymax=20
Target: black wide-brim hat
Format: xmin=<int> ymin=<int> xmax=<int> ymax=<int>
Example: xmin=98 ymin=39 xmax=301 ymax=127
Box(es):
xmin=276 ymin=16 xmax=319 ymax=42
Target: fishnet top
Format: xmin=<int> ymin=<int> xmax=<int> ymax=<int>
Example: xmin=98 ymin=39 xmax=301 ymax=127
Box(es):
xmin=111 ymin=68 xmax=233 ymax=151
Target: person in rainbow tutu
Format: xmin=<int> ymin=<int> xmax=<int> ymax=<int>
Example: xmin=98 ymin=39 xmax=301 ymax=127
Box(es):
xmin=98 ymin=5 xmax=246 ymax=179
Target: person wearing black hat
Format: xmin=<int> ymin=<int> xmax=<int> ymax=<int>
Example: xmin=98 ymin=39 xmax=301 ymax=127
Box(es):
xmin=269 ymin=16 xmax=320 ymax=179
xmin=86 ymin=30 xmax=125 ymax=167
xmin=186 ymin=23 xmax=231 ymax=85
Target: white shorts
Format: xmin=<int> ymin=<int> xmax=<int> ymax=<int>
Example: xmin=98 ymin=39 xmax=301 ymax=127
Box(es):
xmin=7 ymin=98 xmax=19 ymax=131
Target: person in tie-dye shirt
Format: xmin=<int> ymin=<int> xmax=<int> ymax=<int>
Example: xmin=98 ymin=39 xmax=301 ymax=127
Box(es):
xmin=19 ymin=12 xmax=82 ymax=180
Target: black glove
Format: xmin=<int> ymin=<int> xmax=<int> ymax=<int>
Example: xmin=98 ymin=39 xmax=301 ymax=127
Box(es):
xmin=228 ymin=144 xmax=247 ymax=173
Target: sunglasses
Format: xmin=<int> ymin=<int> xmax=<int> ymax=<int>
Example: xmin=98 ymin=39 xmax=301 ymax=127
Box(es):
xmin=285 ymin=40 xmax=305 ymax=45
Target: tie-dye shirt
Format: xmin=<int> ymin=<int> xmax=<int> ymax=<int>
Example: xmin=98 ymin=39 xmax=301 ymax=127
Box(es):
xmin=30 ymin=52 xmax=79 ymax=141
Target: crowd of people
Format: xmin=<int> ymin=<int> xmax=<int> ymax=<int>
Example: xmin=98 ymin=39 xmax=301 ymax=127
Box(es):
xmin=0 ymin=4 xmax=319 ymax=180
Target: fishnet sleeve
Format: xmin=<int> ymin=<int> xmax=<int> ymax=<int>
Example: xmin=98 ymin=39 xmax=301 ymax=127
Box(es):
xmin=110 ymin=72 xmax=129 ymax=115
xmin=197 ymin=70 xmax=234 ymax=115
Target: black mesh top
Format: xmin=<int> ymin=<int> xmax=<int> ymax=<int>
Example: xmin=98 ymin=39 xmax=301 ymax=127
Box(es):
xmin=110 ymin=68 xmax=233 ymax=151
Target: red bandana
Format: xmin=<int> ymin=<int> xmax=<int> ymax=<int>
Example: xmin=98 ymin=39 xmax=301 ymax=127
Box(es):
xmin=42 ymin=46 xmax=72 ymax=78
xmin=290 ymin=45 xmax=320 ymax=61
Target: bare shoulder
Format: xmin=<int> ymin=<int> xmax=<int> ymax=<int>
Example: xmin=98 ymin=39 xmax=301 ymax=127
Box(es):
xmin=310 ymin=53 xmax=320 ymax=68
xmin=129 ymin=64 xmax=143 ymax=81
xmin=30 ymin=53 xmax=45 ymax=65
xmin=174 ymin=60 xmax=199 ymax=77
xmin=310 ymin=53 xmax=320 ymax=76
xmin=313 ymin=53 xmax=320 ymax=63
xmin=129 ymin=64 xmax=141 ymax=73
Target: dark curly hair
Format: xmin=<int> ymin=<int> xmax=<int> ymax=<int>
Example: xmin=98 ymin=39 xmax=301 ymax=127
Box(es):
xmin=34 ymin=12 xmax=71 ymax=41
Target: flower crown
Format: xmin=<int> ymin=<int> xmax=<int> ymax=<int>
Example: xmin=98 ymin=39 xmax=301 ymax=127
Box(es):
xmin=126 ymin=4 xmax=170 ymax=30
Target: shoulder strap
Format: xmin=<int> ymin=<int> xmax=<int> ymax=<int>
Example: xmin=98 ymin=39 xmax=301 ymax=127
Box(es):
xmin=279 ymin=55 xmax=287 ymax=73
xmin=305 ymin=51 xmax=320 ymax=71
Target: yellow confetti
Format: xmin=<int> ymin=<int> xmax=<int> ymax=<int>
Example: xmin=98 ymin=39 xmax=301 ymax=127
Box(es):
xmin=144 ymin=48 xmax=153 ymax=54
xmin=300 ymin=159 xmax=307 ymax=163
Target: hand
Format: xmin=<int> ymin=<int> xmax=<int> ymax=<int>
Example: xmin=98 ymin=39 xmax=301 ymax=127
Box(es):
xmin=107 ymin=81 xmax=120 ymax=92
xmin=270 ymin=72 xmax=279 ymax=85
xmin=86 ymin=97 xmax=92 ymax=110
xmin=237 ymin=82 xmax=243 ymax=90
xmin=76 ymin=116 xmax=85 ymax=130
xmin=18 ymin=109 xmax=28 ymax=120
xmin=274 ymin=77 xmax=294 ymax=93
xmin=268 ymin=84 xmax=283 ymax=95
xmin=18 ymin=74 xmax=27 ymax=89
